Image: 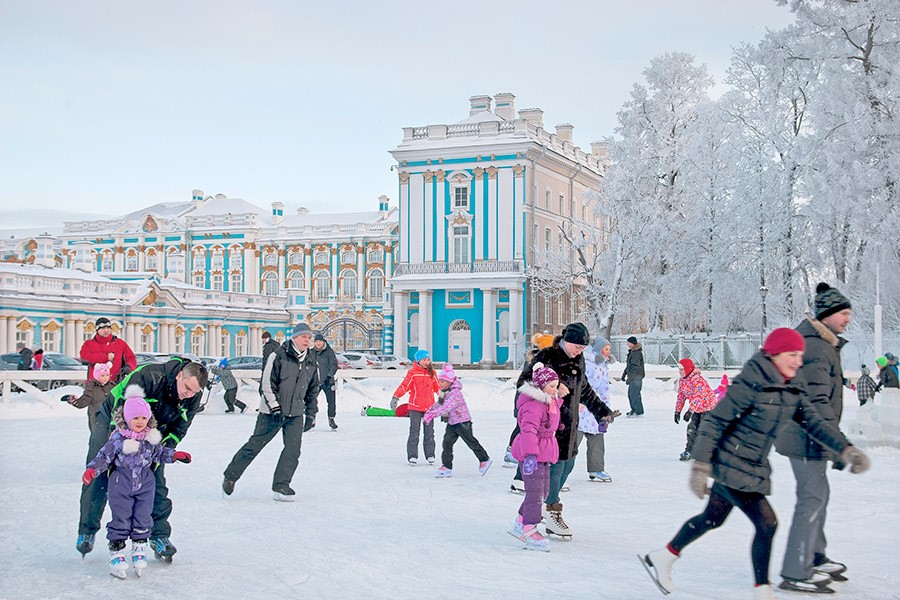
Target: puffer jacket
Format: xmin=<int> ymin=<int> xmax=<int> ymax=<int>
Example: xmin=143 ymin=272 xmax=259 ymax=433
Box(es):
xmin=624 ymin=343 xmax=645 ymax=383
xmin=511 ymin=382 xmax=563 ymax=464
xmin=313 ymin=343 xmax=338 ymax=385
xmin=393 ymin=361 xmax=439 ymax=412
xmin=675 ymin=369 xmax=718 ymax=414
xmin=515 ymin=336 xmax=614 ymax=461
xmin=70 ymin=378 xmax=115 ymax=431
xmin=693 ymin=351 xmax=850 ymax=495
xmin=775 ymin=317 xmax=848 ymax=462
xmin=423 ymin=377 xmax=471 ymax=425
xmin=80 ymin=334 xmax=136 ymax=381
xmin=260 ymin=340 xmax=320 ymax=418
xmin=87 ymin=409 xmax=175 ymax=493
xmin=581 ymin=345 xmax=612 ymax=434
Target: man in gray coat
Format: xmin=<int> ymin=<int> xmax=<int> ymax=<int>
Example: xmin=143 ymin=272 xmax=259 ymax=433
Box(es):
xmin=222 ymin=323 xmax=320 ymax=502
xmin=313 ymin=333 xmax=339 ymax=430
xmin=622 ymin=336 xmax=645 ymax=416
xmin=775 ymin=283 xmax=854 ymax=593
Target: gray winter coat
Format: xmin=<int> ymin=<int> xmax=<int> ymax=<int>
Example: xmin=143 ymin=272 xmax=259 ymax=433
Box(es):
xmin=313 ymin=343 xmax=338 ymax=385
xmin=260 ymin=340 xmax=320 ymax=418
xmin=624 ymin=344 xmax=645 ymax=383
xmin=775 ymin=318 xmax=847 ymax=462
xmin=693 ymin=350 xmax=849 ymax=495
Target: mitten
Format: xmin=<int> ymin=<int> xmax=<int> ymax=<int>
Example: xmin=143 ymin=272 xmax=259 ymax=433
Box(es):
xmin=303 ymin=416 xmax=316 ymax=432
xmin=689 ymin=461 xmax=712 ymax=499
xmin=522 ymin=454 xmax=537 ymax=476
xmin=82 ymin=468 xmax=96 ymax=486
xmin=173 ymin=451 xmax=192 ymax=464
xmin=674 ymin=411 xmax=681 ymax=424
xmin=683 ymin=410 xmax=693 ymax=422
xmin=390 ymin=396 xmax=399 ymax=410
xmin=839 ymin=446 xmax=870 ymax=474
xmin=62 ymin=394 xmax=78 ymax=405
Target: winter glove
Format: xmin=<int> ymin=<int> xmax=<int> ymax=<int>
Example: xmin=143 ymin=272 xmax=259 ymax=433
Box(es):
xmin=604 ymin=409 xmax=621 ymax=424
xmin=440 ymin=415 xmax=449 ymax=423
xmin=689 ymin=461 xmax=712 ymax=499
xmin=82 ymin=468 xmax=96 ymax=486
xmin=839 ymin=446 xmax=870 ymax=474
xmin=173 ymin=451 xmax=192 ymax=464
xmin=303 ymin=416 xmax=316 ymax=432
xmin=683 ymin=410 xmax=693 ymax=422
xmin=61 ymin=394 xmax=78 ymax=405
xmin=522 ymin=454 xmax=537 ymax=476
xmin=674 ymin=411 xmax=681 ymax=424
xmin=390 ymin=396 xmax=399 ymax=410
xmin=268 ymin=403 xmax=282 ymax=418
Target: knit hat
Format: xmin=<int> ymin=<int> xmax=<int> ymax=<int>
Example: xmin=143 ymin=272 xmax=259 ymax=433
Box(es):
xmin=414 ymin=349 xmax=430 ymax=362
xmin=562 ymin=322 xmax=590 ymax=346
xmin=95 ymin=317 xmax=111 ymax=328
xmin=292 ymin=322 xmax=313 ymax=337
xmin=123 ymin=385 xmax=151 ymax=423
xmin=438 ymin=363 xmax=456 ymax=382
xmin=762 ymin=328 xmax=805 ymax=355
xmin=885 ymin=352 xmax=897 ymax=361
xmin=531 ymin=332 xmax=554 ymax=350
xmin=531 ymin=362 xmax=559 ymax=389
xmin=314 ymin=333 xmax=326 ymax=343
xmin=814 ymin=282 xmax=851 ymax=320
xmin=92 ymin=362 xmax=111 ymax=381
xmin=627 ymin=336 xmax=638 ymax=345
xmin=678 ymin=358 xmax=695 ymax=375
xmin=861 ymin=364 xmax=870 ymax=375
xmin=876 ymin=356 xmax=888 ymax=368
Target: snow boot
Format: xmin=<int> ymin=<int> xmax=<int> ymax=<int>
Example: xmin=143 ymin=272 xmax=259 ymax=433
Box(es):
xmin=478 ymin=459 xmax=493 ymax=476
xmin=679 ymin=451 xmax=691 ymax=461
xmin=639 ymin=547 xmax=679 ymax=595
xmin=108 ymin=540 xmax=128 ymax=579
xmin=753 ymin=584 xmax=776 ymax=600
xmin=814 ymin=556 xmax=847 ymax=582
xmin=328 ymin=417 xmax=338 ymax=430
xmin=149 ymin=536 xmax=176 ymax=562
xmin=503 ymin=446 xmax=518 ymax=467
xmin=76 ymin=532 xmax=95 ymax=557
xmin=272 ymin=484 xmax=296 ymax=502
xmin=778 ymin=573 xmax=834 ymax=594
xmin=222 ymin=477 xmax=236 ymax=496
xmin=543 ymin=503 xmax=573 ymax=538
xmin=509 ymin=478 xmax=525 ymax=494
xmin=131 ymin=539 xmax=149 ymax=577
xmin=588 ymin=471 xmax=612 ymax=482
xmin=435 ymin=466 xmax=453 ymax=478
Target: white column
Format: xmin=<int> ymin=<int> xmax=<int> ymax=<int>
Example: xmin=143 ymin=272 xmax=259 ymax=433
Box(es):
xmin=0 ymin=316 xmax=7 ymax=353
xmin=356 ymin=245 xmax=365 ymax=300
xmin=64 ymin=319 xmax=76 ymax=356
xmin=249 ymin=326 xmax=260 ymax=355
xmin=482 ymin=288 xmax=496 ymax=363
xmin=393 ymin=291 xmax=407 ymax=358
xmin=206 ymin=326 xmax=216 ymax=356
xmin=418 ymin=291 xmax=430 ymax=354
xmin=6 ymin=317 xmax=16 ymax=352
xmin=74 ymin=320 xmax=84 ymax=352
xmin=159 ymin=324 xmax=170 ymax=353
xmin=330 ymin=245 xmax=339 ymax=298
xmin=304 ymin=248 xmax=312 ymax=294
xmin=114 ymin=249 xmax=124 ymax=271
xmin=509 ymin=288 xmax=522 ymax=364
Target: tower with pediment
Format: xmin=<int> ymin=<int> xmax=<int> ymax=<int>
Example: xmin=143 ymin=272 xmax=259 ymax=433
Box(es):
xmin=389 ymin=93 xmax=607 ymax=365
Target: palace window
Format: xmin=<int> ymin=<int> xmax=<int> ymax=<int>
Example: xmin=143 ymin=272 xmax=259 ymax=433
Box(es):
xmin=288 ymin=251 xmax=303 ymax=267
xmin=193 ymin=273 xmax=205 ymax=288
xmin=234 ymin=332 xmax=247 ymax=357
xmin=339 ymin=269 xmax=357 ymax=301
xmin=211 ymin=250 xmax=224 ymax=271
xmin=453 ymin=186 xmax=469 ymax=210
xmin=367 ymin=268 xmax=384 ymax=301
xmin=451 ymin=225 xmax=469 ymax=264
xmin=211 ymin=273 xmax=224 ymax=291
xmin=367 ymin=248 xmax=383 ymax=263
xmin=262 ymin=271 xmax=279 ymax=296
xmin=314 ymin=251 xmax=329 ymax=265
xmin=287 ymin=270 xmax=304 ymax=290
xmin=220 ymin=330 xmax=230 ymax=357
xmin=230 ymin=272 xmax=242 ymax=292
xmin=125 ymin=253 xmax=138 ymax=271
xmin=190 ymin=331 xmax=203 ymax=356
xmin=167 ymin=254 xmax=183 ymax=275
xmin=263 ymin=252 xmax=278 ymax=267
xmin=146 ymin=252 xmax=157 ymax=271
xmin=101 ymin=254 xmax=114 ymax=271
xmin=42 ymin=325 xmax=60 ymax=353
xmin=314 ymin=270 xmax=330 ymax=301
xmin=340 ymin=250 xmax=355 ymax=264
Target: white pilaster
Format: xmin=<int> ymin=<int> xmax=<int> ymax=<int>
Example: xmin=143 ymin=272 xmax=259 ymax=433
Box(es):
xmin=509 ymin=288 xmax=523 ymax=361
xmin=418 ymin=291 xmax=431 ymax=353
xmin=356 ymin=245 xmax=365 ymax=300
xmin=482 ymin=288 xmax=496 ymax=363
xmin=474 ymin=175 xmax=483 ymax=261
xmin=0 ymin=317 xmax=7 ymax=353
xmin=159 ymin=324 xmax=170 ymax=353
xmin=331 ymin=244 xmax=339 ymax=298
xmin=74 ymin=320 xmax=84 ymax=351
xmin=64 ymin=319 xmax=76 ymax=356
xmin=393 ymin=291 xmax=407 ymax=358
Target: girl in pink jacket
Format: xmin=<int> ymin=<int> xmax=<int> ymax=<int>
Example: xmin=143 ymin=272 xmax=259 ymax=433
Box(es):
xmin=508 ymin=363 xmax=562 ymax=552
xmin=674 ymin=358 xmax=718 ymax=461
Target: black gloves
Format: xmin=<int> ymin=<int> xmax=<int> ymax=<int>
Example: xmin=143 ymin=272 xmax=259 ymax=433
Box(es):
xmin=269 ymin=404 xmax=282 ymax=418
xmin=674 ymin=411 xmax=681 ymax=424
xmin=683 ymin=410 xmax=693 ymax=422
xmin=303 ymin=416 xmax=316 ymax=432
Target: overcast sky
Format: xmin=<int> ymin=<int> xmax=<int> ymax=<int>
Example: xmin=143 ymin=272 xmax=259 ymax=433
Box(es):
xmin=1 ymin=0 xmax=796 ymax=226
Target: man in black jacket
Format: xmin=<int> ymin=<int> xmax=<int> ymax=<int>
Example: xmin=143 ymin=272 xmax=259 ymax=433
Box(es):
xmin=623 ymin=336 xmax=645 ymax=416
xmin=775 ymin=283 xmax=855 ymax=592
xmin=259 ymin=331 xmax=279 ymax=393
xmin=223 ymin=322 xmax=320 ymax=502
xmin=76 ymin=357 xmax=208 ymax=560
xmin=313 ymin=333 xmax=339 ymax=430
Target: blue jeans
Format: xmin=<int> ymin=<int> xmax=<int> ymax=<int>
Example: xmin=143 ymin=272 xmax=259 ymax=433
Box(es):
xmin=546 ymin=458 xmax=576 ymax=505
xmin=628 ymin=379 xmax=644 ymax=415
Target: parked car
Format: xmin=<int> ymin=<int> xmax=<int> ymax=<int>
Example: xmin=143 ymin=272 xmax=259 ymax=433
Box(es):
xmin=135 ymin=352 xmax=169 ymax=366
xmin=335 ymin=353 xmax=352 ymax=370
xmin=0 ymin=352 xmax=85 ymax=390
xmin=198 ymin=356 xmax=222 ymax=369
xmin=227 ymin=355 xmax=264 ymax=370
xmin=341 ymin=352 xmax=382 ymax=369
xmin=379 ymin=355 xmax=412 ymax=370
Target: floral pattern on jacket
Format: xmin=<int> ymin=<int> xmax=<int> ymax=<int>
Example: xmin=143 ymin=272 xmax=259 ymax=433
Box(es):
xmin=392 ymin=361 xmax=439 ymax=412
xmin=675 ymin=369 xmax=718 ymax=414
xmin=511 ymin=383 xmax=562 ymax=464
xmin=423 ymin=377 xmax=471 ymax=425
xmin=581 ymin=346 xmax=611 ymax=434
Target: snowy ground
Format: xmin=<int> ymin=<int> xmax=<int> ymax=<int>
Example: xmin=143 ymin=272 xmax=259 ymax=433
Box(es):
xmin=1 ymin=377 xmax=898 ymax=600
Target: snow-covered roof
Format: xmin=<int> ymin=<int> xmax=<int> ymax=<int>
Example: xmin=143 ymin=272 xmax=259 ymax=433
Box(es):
xmin=0 ymin=227 xmax=64 ymax=241
xmin=0 ymin=262 xmax=119 ymax=283
xmin=188 ymin=197 xmax=269 ymax=218
xmin=119 ymin=202 xmax=193 ymax=221
xmin=455 ymin=111 xmax=505 ymax=125
xmin=280 ymin=210 xmax=392 ymax=227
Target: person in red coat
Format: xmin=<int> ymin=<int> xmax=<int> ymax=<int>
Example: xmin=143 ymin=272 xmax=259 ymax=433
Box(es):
xmin=80 ymin=317 xmax=137 ymax=383
xmin=391 ymin=349 xmax=439 ymax=465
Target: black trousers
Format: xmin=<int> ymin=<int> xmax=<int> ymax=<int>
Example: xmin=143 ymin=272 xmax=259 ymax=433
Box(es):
xmin=224 ymin=413 xmax=305 ymax=489
xmin=321 ymin=380 xmax=336 ymax=418
xmin=670 ymin=482 xmax=778 ymax=585
xmin=441 ymin=421 xmax=489 ymax=469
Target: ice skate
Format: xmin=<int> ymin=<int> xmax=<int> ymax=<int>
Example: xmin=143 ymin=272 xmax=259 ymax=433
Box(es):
xmin=814 ymin=557 xmax=847 ymax=582
xmin=543 ymin=503 xmax=573 ymax=538
xmin=222 ymin=477 xmax=236 ymax=497
xmin=679 ymin=451 xmax=691 ymax=461
xmin=360 ymin=405 xmax=369 ymax=416
xmin=588 ymin=471 xmax=612 ymax=482
xmin=478 ymin=459 xmax=492 ymax=476
xmin=778 ymin=572 xmax=834 ymax=594
xmin=76 ymin=532 xmax=95 ymax=557
xmin=272 ymin=484 xmax=296 ymax=502
xmin=639 ymin=547 xmax=679 ymax=595
xmin=503 ymin=446 xmax=518 ymax=467
xmin=328 ymin=417 xmax=338 ymax=430
xmin=435 ymin=466 xmax=452 ymax=478
xmin=426 ymin=457 xmax=435 ymax=465
xmin=131 ymin=540 xmax=149 ymax=577
xmin=408 ymin=458 xmax=417 ymax=466
xmin=507 ymin=515 xmax=526 ymax=539
xmin=509 ymin=478 xmax=525 ymax=494
xmin=520 ymin=524 xmax=550 ymax=552
xmin=108 ymin=542 xmax=128 ymax=579
xmin=149 ymin=537 xmax=176 ymax=562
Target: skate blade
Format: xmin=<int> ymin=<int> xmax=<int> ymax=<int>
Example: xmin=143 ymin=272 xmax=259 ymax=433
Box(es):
xmin=110 ymin=571 xmax=127 ymax=580
xmin=134 ymin=569 xmax=143 ymax=578
xmin=153 ymin=552 xmax=173 ymax=563
xmin=546 ymin=533 xmax=572 ymax=539
xmin=638 ymin=554 xmax=671 ymax=595
xmin=828 ymin=572 xmax=848 ymax=582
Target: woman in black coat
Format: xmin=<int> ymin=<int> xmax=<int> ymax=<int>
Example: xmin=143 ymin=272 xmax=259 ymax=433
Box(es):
xmin=639 ymin=328 xmax=870 ymax=600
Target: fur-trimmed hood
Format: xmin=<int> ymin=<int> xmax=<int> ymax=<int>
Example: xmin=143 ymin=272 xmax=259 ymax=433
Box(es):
xmin=805 ymin=316 xmax=842 ymax=348
xmin=517 ymin=382 xmax=555 ymax=405
xmin=112 ymin=406 xmax=161 ymax=453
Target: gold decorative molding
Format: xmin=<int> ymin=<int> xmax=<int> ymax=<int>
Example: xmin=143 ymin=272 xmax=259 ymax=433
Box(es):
xmin=487 ymin=166 xmax=498 ymax=180
xmin=399 ymin=171 xmax=410 ymax=183
xmin=423 ymin=170 xmax=433 ymax=183
xmin=141 ymin=324 xmax=154 ymax=335
xmin=513 ymin=164 xmax=525 ymax=177
xmin=44 ymin=321 xmax=61 ymax=332
xmin=473 ymin=167 xmax=485 ymax=180
xmin=435 ymin=169 xmax=445 ymax=182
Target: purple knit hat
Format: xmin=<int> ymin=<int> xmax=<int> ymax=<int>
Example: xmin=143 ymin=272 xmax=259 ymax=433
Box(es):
xmin=531 ymin=362 xmax=559 ymax=389
xmin=123 ymin=385 xmax=151 ymax=423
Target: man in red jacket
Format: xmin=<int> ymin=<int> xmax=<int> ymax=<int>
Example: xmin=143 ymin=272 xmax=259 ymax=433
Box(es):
xmin=80 ymin=317 xmax=137 ymax=382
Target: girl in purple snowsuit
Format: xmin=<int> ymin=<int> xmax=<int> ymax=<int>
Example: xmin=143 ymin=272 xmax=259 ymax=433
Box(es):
xmin=508 ymin=363 xmax=562 ymax=552
xmin=82 ymin=385 xmax=192 ymax=578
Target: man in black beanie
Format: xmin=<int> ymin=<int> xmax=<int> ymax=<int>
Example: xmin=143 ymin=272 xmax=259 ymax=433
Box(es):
xmin=622 ymin=336 xmax=645 ymax=416
xmin=776 ymin=282 xmax=854 ymax=593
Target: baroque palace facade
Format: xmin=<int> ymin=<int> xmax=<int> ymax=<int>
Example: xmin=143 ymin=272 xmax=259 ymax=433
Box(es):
xmin=0 ymin=93 xmax=606 ymax=363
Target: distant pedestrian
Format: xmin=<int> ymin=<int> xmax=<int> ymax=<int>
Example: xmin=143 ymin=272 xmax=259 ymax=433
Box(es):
xmin=212 ymin=358 xmax=246 ymax=413
xmin=875 ymin=355 xmax=899 ymax=390
xmin=16 ymin=342 xmax=33 ymax=370
xmin=312 ymin=333 xmax=339 ymax=430
xmin=30 ymin=348 xmax=44 ymax=370
xmin=622 ymin=336 xmax=645 ymax=416
xmin=855 ymin=365 xmax=877 ymax=406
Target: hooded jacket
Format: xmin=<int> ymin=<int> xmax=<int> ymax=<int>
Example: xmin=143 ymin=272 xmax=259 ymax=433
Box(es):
xmin=313 ymin=342 xmax=338 ymax=385
xmin=87 ymin=409 xmax=175 ymax=493
xmin=393 ymin=361 xmax=439 ymax=412
xmin=515 ymin=336 xmax=614 ymax=461
xmin=624 ymin=343 xmax=645 ymax=383
xmin=693 ymin=351 xmax=850 ymax=495
xmin=512 ymin=382 xmax=563 ymax=463
xmin=675 ymin=369 xmax=718 ymax=414
xmin=70 ymin=378 xmax=115 ymax=431
xmin=581 ymin=345 xmax=611 ymax=434
xmin=423 ymin=377 xmax=471 ymax=425
xmin=260 ymin=339 xmax=320 ymax=418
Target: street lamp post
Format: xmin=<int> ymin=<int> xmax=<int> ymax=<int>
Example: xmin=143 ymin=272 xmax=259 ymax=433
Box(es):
xmin=759 ymin=285 xmax=769 ymax=347
xmin=875 ymin=244 xmax=883 ymax=357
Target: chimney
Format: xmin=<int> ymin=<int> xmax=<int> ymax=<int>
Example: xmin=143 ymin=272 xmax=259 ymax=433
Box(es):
xmin=296 ymin=207 xmax=309 ymax=216
xmin=271 ymin=201 xmax=284 ymax=225
xmin=518 ymin=108 xmax=543 ymax=129
xmin=214 ymin=193 xmax=226 ymax=200
xmin=469 ymin=94 xmax=492 ymax=116
xmin=378 ymin=195 xmax=390 ymax=217
xmin=33 ymin=233 xmax=57 ymax=268
xmin=590 ymin=141 xmax=610 ymax=160
xmin=191 ymin=189 xmax=204 ymax=208
xmin=72 ymin=240 xmax=95 ymax=272
xmin=494 ymin=93 xmax=516 ymax=120
xmin=555 ymin=124 xmax=574 ymax=143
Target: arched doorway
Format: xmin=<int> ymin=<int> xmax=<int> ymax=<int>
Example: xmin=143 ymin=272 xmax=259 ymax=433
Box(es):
xmin=448 ymin=320 xmax=471 ymax=364
xmin=322 ymin=318 xmax=382 ymax=352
